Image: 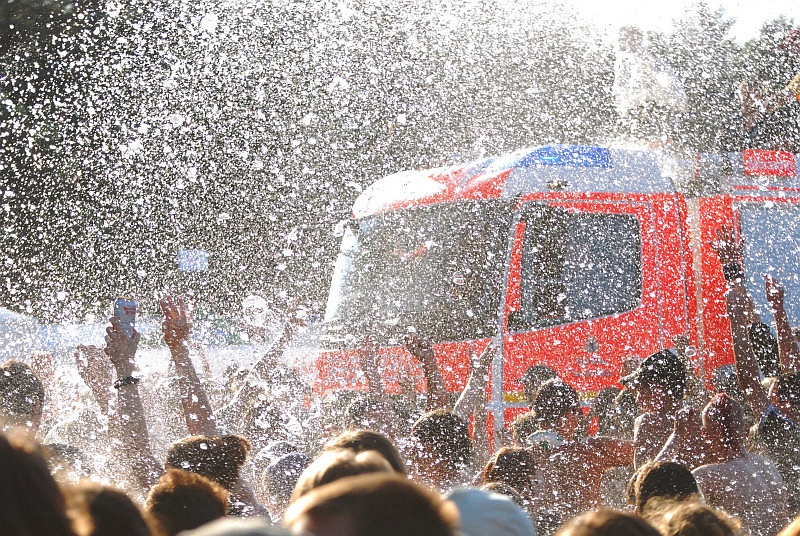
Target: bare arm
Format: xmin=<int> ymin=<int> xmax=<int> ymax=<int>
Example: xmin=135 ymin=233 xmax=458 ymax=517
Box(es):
xmin=160 ymin=296 xmax=217 ymax=436
xmin=766 ymin=275 xmax=800 ymax=374
xmin=105 ymin=317 xmax=162 ymax=491
xmin=403 ymin=335 xmax=450 ymax=412
xmin=726 ymin=287 xmax=771 ymax=416
xmin=655 ymin=407 xmax=705 ymax=470
xmin=453 ymin=342 xmax=494 ymax=420
xmin=251 ymin=308 xmax=305 ymax=382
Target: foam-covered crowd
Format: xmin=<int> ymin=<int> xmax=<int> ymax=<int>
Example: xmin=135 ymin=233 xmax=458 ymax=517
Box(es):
xmin=3 ymin=226 xmax=800 ymax=536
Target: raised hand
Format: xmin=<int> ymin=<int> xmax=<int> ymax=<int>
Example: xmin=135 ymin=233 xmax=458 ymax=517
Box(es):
xmin=105 ymin=316 xmax=140 ymax=376
xmin=710 ymin=226 xmax=743 ymax=265
xmin=160 ymin=295 xmax=192 ymax=350
xmin=469 ymin=341 xmax=495 ymax=376
xmin=403 ymin=334 xmax=436 ymax=365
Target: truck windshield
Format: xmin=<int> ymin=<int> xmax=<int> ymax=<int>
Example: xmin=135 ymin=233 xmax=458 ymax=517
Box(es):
xmin=322 ymin=201 xmax=512 ymax=348
xmin=740 ymin=203 xmax=800 ymax=326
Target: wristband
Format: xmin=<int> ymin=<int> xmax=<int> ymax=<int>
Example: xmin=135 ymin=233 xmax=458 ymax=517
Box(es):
xmin=722 ymin=261 xmax=744 ymax=283
xmin=114 ymin=376 xmax=140 ymax=389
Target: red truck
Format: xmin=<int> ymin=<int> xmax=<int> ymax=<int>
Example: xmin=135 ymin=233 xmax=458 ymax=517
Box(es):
xmin=315 ymin=145 xmax=800 ymax=434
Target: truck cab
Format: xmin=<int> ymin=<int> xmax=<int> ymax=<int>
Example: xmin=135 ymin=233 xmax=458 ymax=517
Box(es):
xmin=316 ymin=145 xmax=800 ymax=436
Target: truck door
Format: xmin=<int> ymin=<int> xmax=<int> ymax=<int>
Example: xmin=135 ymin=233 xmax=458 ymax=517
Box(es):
xmin=498 ymin=197 xmax=661 ymax=424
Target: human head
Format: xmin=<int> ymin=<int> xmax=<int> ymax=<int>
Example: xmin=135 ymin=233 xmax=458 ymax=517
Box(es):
xmin=511 ymin=412 xmax=538 ymax=446
xmin=343 ymin=395 xmax=400 ymax=437
xmin=532 ymin=379 xmax=583 ymax=438
xmin=633 ymin=461 xmax=701 ymax=514
xmin=446 ymin=488 xmax=535 ymax=536
xmin=145 ymin=469 xmax=228 ymax=536
xmin=0 ymin=360 xmax=45 ymax=432
xmin=410 ymin=410 xmax=472 ymax=483
xmin=284 ymin=473 xmax=458 ymax=536
xmin=323 ymin=429 xmax=407 ymax=475
xmin=291 ymin=449 xmax=393 ymax=502
xmin=769 ymin=372 xmax=800 ymax=421
xmin=180 ymin=518 xmax=292 ymax=535
xmin=68 ymin=483 xmax=152 ymax=536
xmin=621 ymin=350 xmax=686 ymax=412
xmin=0 ymin=433 xmax=75 ymax=536
xmin=643 ymin=501 xmax=740 ymax=536
xmin=262 ymin=451 xmax=312 ymax=518
xmin=165 ymin=434 xmax=250 ymax=490
xmin=701 ymin=393 xmax=747 ymax=454
xmin=555 ymin=509 xmax=661 ymax=536
xmin=480 ymin=447 xmax=537 ymax=495
xmin=519 ymin=365 xmax=558 ymax=406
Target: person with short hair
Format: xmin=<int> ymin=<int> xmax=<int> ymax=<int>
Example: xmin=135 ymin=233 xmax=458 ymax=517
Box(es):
xmin=323 ymin=429 xmax=407 ymax=475
xmin=0 ymin=432 xmax=76 ymax=536
xmin=643 ymin=501 xmax=741 ymax=536
xmin=0 ymin=360 xmax=45 ymax=435
xmin=555 ymin=509 xmax=661 ymax=536
xmin=528 ymin=379 xmax=634 ymax=524
xmin=408 ymin=409 xmax=473 ymax=491
xmin=632 ymin=461 xmax=701 ymax=514
xmin=290 ymin=449 xmax=393 ymax=502
xmin=68 ymin=483 xmax=153 ymax=536
xmin=519 ymin=365 xmax=559 ymax=408
xmin=621 ymin=349 xmax=687 ymax=468
xmin=284 ymin=473 xmax=458 ymax=536
xmin=145 ymin=469 xmax=228 ymax=536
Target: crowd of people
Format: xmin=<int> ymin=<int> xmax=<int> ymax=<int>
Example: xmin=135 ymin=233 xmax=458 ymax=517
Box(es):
xmin=2 ymin=225 xmax=800 ymax=536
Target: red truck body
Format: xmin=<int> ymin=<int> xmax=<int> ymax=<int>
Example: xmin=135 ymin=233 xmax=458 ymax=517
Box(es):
xmin=316 ymin=145 xmax=800 ymax=433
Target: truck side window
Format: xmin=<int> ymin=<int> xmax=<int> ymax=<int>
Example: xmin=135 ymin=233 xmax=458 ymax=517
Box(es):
xmin=516 ymin=209 xmax=642 ymax=330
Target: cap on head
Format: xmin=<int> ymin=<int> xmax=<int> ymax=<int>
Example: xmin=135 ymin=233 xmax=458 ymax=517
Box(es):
xmin=620 ymin=349 xmax=686 ymax=396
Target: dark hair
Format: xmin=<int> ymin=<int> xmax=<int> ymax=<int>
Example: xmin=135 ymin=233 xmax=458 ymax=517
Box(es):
xmin=533 ymin=379 xmax=580 ymax=424
xmin=634 ymin=461 xmax=700 ymax=513
xmin=481 ymin=447 xmax=537 ymax=494
xmin=556 ymin=509 xmax=661 ymax=536
xmin=411 ymin=410 xmax=472 ymax=469
xmin=69 ymin=483 xmax=152 ymax=536
xmin=0 ymin=361 xmax=45 ymax=427
xmin=0 ymin=433 xmax=76 ymax=536
xmin=748 ymin=322 xmax=780 ymax=378
xmin=773 ymin=372 xmax=800 ymax=409
xmin=285 ymin=473 xmax=457 ymax=536
xmin=324 ymin=429 xmax=407 ymax=475
xmin=165 ymin=434 xmax=250 ymax=490
xmin=145 ymin=469 xmax=227 ymax=536
xmin=511 ymin=412 xmax=538 ymax=444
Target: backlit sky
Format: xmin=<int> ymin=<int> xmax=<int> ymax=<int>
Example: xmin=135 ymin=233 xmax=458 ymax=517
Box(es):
xmin=563 ymin=0 xmax=798 ymax=42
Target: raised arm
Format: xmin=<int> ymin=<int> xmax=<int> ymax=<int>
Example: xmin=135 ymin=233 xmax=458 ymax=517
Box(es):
xmin=453 ymin=342 xmax=494 ymax=420
xmin=251 ymin=305 xmax=305 ymax=383
xmin=75 ymin=345 xmax=114 ymax=417
xmin=711 ymin=227 xmax=770 ymax=415
xmin=726 ymin=286 xmax=771 ymax=416
xmin=403 ymin=335 xmax=450 ymax=412
xmin=105 ymin=317 xmax=161 ymax=491
xmin=160 ymin=296 xmax=217 ymax=436
xmin=765 ymin=274 xmax=800 ymax=374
